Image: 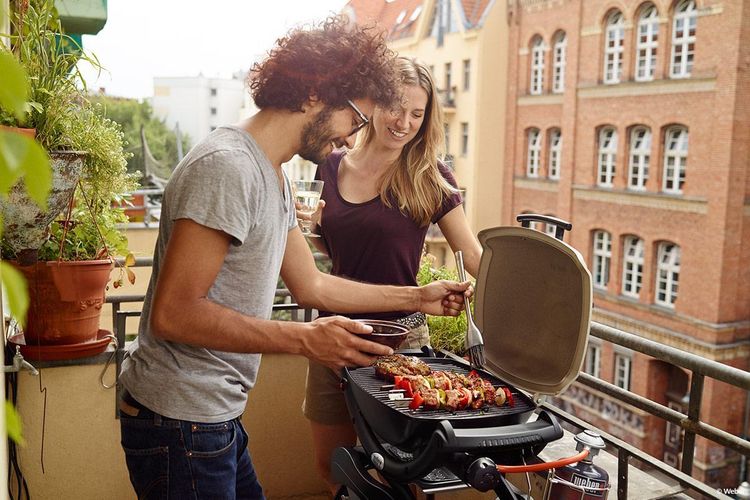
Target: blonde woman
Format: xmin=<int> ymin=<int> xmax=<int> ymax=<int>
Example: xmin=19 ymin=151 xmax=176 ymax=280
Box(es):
xmin=301 ymin=57 xmax=482 ymax=493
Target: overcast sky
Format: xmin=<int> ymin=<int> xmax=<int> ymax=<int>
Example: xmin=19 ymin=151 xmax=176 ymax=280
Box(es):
xmin=79 ymin=0 xmax=348 ymax=99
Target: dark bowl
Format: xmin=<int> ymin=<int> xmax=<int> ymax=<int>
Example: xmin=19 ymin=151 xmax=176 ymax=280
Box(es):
xmin=354 ymin=319 xmax=410 ymax=349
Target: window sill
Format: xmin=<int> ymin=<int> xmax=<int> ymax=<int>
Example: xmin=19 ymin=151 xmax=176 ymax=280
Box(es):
xmin=572 ymin=186 xmax=707 ymax=214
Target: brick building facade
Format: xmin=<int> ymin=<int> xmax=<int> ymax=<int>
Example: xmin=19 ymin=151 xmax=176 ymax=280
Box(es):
xmin=504 ymin=0 xmax=750 ymax=487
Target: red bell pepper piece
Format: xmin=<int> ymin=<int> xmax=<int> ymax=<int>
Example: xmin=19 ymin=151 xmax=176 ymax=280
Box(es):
xmin=409 ymin=392 xmax=424 ymax=410
xmin=502 ymin=387 xmax=514 ymax=407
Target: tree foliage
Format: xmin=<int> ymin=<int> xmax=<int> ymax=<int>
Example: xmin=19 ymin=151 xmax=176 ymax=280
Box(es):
xmin=89 ymin=96 xmax=190 ymax=183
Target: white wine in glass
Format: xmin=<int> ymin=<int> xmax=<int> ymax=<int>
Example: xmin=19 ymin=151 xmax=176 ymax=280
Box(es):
xmin=292 ymin=180 xmax=324 ymax=237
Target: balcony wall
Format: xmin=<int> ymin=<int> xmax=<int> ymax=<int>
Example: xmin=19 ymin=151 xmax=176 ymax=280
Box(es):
xmin=14 ymin=354 xmax=328 ymax=499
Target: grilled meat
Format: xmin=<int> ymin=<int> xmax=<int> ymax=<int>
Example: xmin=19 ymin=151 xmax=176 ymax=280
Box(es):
xmin=376 ymin=354 xmax=512 ymax=412
xmin=374 ymin=354 xmax=431 ymax=380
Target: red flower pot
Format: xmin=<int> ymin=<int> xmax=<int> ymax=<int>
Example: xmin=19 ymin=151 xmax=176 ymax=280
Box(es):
xmin=16 ymin=260 xmax=113 ymax=345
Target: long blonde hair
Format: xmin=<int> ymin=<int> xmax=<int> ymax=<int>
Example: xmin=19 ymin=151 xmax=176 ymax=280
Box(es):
xmin=355 ymin=57 xmax=457 ymax=227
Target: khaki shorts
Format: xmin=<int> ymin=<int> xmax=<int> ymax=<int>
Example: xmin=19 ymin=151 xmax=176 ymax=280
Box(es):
xmin=302 ymin=323 xmax=430 ymax=425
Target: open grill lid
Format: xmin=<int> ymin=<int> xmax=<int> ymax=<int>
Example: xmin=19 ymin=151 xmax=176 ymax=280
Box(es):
xmin=474 ymin=222 xmax=592 ymax=397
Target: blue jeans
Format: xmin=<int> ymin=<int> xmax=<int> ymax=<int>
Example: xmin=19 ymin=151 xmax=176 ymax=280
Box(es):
xmin=119 ymin=394 xmax=265 ymax=500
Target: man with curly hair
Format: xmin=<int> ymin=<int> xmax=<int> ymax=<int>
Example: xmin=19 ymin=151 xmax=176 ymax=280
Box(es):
xmin=118 ymin=16 xmax=470 ymax=499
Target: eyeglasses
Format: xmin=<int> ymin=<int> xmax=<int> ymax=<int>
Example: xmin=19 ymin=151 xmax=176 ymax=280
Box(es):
xmin=346 ymin=99 xmax=369 ymax=137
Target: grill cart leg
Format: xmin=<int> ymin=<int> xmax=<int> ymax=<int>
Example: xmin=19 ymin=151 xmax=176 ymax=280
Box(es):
xmin=331 ymin=447 xmax=415 ymax=500
xmin=494 ymin=475 xmax=531 ymax=500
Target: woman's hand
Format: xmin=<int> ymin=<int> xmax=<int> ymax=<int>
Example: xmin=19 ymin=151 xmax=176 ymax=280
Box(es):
xmin=295 ymin=199 xmax=326 ymax=231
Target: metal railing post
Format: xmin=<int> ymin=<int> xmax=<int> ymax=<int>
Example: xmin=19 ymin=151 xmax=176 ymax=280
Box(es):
xmin=682 ymin=372 xmax=705 ymax=475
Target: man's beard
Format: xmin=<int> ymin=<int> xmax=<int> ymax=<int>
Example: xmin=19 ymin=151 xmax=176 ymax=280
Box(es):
xmin=298 ymin=107 xmax=336 ymax=164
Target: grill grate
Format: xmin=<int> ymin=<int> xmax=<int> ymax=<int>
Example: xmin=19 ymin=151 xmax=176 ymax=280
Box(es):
xmin=348 ymin=358 xmax=535 ymax=421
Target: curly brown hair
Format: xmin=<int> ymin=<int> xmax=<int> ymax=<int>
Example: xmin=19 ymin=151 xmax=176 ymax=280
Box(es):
xmin=249 ymin=16 xmax=399 ymax=112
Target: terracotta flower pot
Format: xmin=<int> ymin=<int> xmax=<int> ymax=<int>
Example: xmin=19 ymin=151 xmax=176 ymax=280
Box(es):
xmin=0 ymin=125 xmax=37 ymax=138
xmin=16 ymin=259 xmax=113 ymax=346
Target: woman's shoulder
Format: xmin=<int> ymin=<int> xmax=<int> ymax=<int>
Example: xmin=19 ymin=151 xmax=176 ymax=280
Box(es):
xmin=436 ymin=158 xmax=458 ymax=187
xmin=318 ymin=149 xmax=347 ymax=178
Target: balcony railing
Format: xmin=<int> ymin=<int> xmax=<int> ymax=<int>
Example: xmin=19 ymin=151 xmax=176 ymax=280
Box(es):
xmin=437 ymin=86 xmax=457 ymax=110
xmin=105 ymin=257 xmax=748 ymax=499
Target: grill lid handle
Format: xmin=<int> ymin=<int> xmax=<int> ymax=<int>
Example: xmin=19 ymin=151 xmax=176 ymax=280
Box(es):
xmin=438 ymin=410 xmax=563 ymax=452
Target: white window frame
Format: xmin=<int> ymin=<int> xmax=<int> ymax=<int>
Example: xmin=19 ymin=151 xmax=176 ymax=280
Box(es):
xmin=444 ymin=62 xmax=452 ymax=92
xmin=530 ymin=37 xmax=545 ymax=95
xmin=670 ymin=0 xmax=697 ymax=78
xmin=663 ymin=126 xmax=688 ymax=194
xmin=461 ymin=122 xmax=469 ymax=156
xmin=622 ymin=236 xmax=644 ymax=298
xmin=552 ymin=32 xmax=567 ymax=93
xmin=603 ymin=11 xmax=625 ymax=84
xmin=636 ymin=5 xmax=659 ymax=81
xmin=628 ymin=127 xmax=651 ymax=190
xmin=584 ymin=343 xmax=602 ymax=378
xmin=597 ymin=127 xmax=618 ymax=187
xmin=614 ymin=352 xmax=632 ymax=390
xmin=592 ymin=230 xmax=612 ymax=289
xmin=526 ymin=129 xmax=541 ymax=177
xmin=655 ymin=243 xmax=680 ymax=308
xmin=444 ymin=123 xmax=450 ymax=154
xmin=462 ymin=59 xmax=471 ymax=91
xmin=548 ymin=128 xmax=562 ymax=180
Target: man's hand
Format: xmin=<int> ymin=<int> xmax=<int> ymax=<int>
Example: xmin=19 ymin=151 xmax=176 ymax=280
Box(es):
xmin=417 ymin=280 xmax=473 ymax=316
xmin=298 ymin=315 xmax=393 ymax=372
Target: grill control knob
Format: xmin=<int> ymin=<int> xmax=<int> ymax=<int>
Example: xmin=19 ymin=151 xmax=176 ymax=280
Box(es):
xmin=465 ymin=457 xmax=501 ymax=492
xmin=370 ymin=452 xmax=385 ymax=471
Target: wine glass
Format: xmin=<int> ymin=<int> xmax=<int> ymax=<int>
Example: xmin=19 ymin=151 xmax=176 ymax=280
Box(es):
xmin=292 ymin=180 xmax=324 ymax=238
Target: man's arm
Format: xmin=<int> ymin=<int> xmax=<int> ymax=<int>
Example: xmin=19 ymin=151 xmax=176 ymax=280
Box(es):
xmin=149 ymin=219 xmax=393 ymax=370
xmin=281 ymin=226 xmax=470 ymax=316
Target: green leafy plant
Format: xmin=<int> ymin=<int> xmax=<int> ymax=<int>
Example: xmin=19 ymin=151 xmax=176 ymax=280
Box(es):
xmin=1 ymin=0 xmax=137 ymax=273
xmin=0 ymin=40 xmax=53 ymax=446
xmin=417 ymin=253 xmax=471 ymax=355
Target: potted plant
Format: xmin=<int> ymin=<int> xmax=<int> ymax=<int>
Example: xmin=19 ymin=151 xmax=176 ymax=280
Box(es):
xmin=0 ymin=0 xmax=137 ymax=355
xmin=417 ymin=254 xmax=470 ymax=355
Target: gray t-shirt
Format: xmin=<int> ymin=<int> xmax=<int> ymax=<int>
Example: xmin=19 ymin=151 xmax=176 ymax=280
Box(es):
xmin=119 ymin=126 xmax=297 ymax=423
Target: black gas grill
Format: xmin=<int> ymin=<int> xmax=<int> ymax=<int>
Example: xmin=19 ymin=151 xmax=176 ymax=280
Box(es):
xmin=345 ymin=356 xmax=537 ymax=447
xmin=335 ymin=350 xmax=564 ymax=499
xmin=330 ymin=215 xmax=594 ymax=500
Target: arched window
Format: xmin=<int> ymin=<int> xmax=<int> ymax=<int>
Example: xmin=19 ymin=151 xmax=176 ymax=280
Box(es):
xmin=592 ymin=230 xmax=612 ymax=289
xmin=603 ymin=11 xmax=625 ymax=84
xmin=663 ymin=126 xmax=688 ymax=194
xmin=655 ymin=242 xmax=681 ymax=307
xmin=548 ymin=128 xmax=562 ymax=180
xmin=628 ymin=126 xmax=651 ymax=190
xmin=552 ymin=32 xmax=567 ymax=93
xmin=622 ymin=236 xmax=645 ymax=298
xmin=670 ymin=0 xmax=697 ymax=78
xmin=597 ymin=127 xmax=618 ymax=187
xmin=526 ymin=128 xmax=541 ymax=177
xmin=530 ymin=36 xmax=545 ymax=94
xmin=635 ymin=4 xmax=659 ymax=81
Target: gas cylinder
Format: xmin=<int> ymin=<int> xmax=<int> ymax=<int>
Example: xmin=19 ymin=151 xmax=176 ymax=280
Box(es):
xmin=546 ymin=430 xmax=610 ymax=499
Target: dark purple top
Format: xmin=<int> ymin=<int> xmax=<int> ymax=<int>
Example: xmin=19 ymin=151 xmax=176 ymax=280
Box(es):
xmin=316 ymin=150 xmax=462 ymax=320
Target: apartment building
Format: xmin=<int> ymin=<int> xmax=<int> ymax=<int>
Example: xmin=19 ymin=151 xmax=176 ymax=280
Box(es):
xmin=152 ymin=74 xmax=246 ymax=147
xmin=344 ymin=0 xmax=507 ymax=267
xmin=505 ymin=0 xmax=750 ymax=487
